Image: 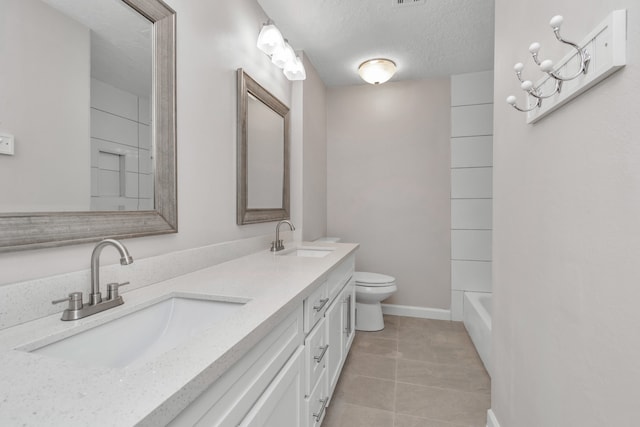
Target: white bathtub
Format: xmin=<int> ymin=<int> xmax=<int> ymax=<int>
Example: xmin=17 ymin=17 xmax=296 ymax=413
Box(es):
xmin=463 ymin=292 xmax=492 ymax=377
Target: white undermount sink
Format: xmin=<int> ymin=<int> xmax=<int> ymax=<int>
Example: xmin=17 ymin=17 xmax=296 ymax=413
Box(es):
xmin=282 ymin=247 xmax=335 ymax=258
xmin=26 ymin=296 xmax=247 ymax=369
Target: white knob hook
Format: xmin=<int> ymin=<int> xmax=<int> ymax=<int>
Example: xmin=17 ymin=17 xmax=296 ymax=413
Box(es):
xmin=543 ymin=14 xmax=590 ymax=81
xmin=513 ymin=62 xmax=525 ymax=82
xmin=528 ymin=42 xmax=542 ymax=65
xmin=549 ymin=15 xmax=564 ymax=30
xmin=506 ymin=94 xmax=541 ymax=113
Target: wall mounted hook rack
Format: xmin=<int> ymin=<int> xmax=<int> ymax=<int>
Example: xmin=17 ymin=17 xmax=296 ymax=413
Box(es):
xmin=507 ymin=10 xmax=627 ymax=124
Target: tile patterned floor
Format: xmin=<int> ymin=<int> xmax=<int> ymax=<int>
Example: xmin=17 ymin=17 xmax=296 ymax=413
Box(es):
xmin=323 ymin=315 xmax=490 ymax=427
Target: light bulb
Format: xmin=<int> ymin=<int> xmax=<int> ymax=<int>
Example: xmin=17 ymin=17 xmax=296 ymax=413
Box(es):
xmin=506 ymin=96 xmax=517 ymax=105
xmin=514 ymin=62 xmax=524 ymax=72
xmin=272 ymin=41 xmax=296 ymax=69
xmin=257 ymin=23 xmax=284 ymax=56
xmin=284 ymin=56 xmax=306 ymax=81
xmin=521 ymin=80 xmax=533 ymax=91
xmin=529 ymin=42 xmax=541 ymax=54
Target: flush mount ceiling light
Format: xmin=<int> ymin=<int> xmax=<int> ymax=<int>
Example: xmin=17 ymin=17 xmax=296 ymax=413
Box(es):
xmin=358 ymin=58 xmax=397 ymax=85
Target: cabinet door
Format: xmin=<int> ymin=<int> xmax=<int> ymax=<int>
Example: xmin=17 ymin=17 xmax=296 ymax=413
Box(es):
xmin=325 ymin=293 xmax=344 ymax=396
xmin=239 ymin=346 xmax=305 ymax=427
xmin=343 ymin=279 xmax=356 ymax=354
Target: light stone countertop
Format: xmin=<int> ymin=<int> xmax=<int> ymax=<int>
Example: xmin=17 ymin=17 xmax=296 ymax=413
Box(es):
xmin=0 ymin=242 xmax=358 ymax=426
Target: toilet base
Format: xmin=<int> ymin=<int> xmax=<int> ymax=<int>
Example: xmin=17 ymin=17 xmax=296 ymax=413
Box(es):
xmin=355 ymin=302 xmax=385 ymax=331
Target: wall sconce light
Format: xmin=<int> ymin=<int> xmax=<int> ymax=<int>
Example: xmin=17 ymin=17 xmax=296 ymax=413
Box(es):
xmin=257 ymin=22 xmax=285 ymax=56
xmin=284 ymin=55 xmax=306 ymax=81
xmin=358 ymin=58 xmax=397 ymax=85
xmin=257 ymin=21 xmax=306 ymax=81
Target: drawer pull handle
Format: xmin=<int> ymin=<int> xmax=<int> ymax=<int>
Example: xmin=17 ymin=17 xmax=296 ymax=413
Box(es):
xmin=314 ymin=344 xmax=329 ymax=363
xmin=313 ymin=298 xmax=329 ymax=312
xmin=313 ymin=397 xmax=329 ymax=422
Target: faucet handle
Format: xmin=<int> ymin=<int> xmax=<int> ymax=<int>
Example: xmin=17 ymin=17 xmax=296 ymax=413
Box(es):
xmin=106 ymin=282 xmax=130 ymax=300
xmin=52 ymin=292 xmax=83 ymax=310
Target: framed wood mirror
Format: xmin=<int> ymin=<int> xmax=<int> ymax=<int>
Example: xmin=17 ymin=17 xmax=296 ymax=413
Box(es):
xmin=0 ymin=0 xmax=177 ymax=252
xmin=236 ymin=69 xmax=290 ymax=225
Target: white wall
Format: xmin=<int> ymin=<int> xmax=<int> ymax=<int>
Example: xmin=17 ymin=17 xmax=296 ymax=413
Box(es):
xmin=0 ymin=0 xmax=310 ymax=287
xmin=493 ymin=1 xmax=640 ymax=425
xmin=301 ymin=54 xmax=328 ymax=241
xmin=450 ymin=71 xmax=493 ymax=321
xmin=0 ymin=0 xmax=90 ymax=212
xmin=326 ymin=79 xmax=451 ymax=309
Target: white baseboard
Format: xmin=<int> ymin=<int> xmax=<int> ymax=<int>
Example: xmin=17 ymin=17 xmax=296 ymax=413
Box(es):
xmin=381 ymin=303 xmax=451 ymax=320
xmin=487 ymin=409 xmax=500 ymax=427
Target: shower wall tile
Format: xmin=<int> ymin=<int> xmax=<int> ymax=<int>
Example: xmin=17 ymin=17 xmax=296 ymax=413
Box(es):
xmin=451 ymin=199 xmax=492 ymax=229
xmin=451 ymin=290 xmax=464 ymax=321
xmin=139 ymin=97 xmax=151 ymax=125
xmin=451 ymin=230 xmax=492 ymax=262
xmin=452 ymin=260 xmax=492 ymax=292
xmin=450 ymin=71 xmax=494 ymax=310
xmin=91 ymin=108 xmax=138 ymax=147
xmin=451 ymin=136 xmax=493 ymax=168
xmin=451 ymin=104 xmax=493 ymax=137
xmin=451 ymin=168 xmax=492 ymax=199
xmin=91 ymin=78 xmax=138 ymax=121
xmin=451 ymin=71 xmax=494 ymax=106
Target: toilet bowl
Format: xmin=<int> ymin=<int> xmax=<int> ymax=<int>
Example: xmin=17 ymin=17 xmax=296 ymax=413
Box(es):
xmin=354 ymin=272 xmax=397 ymax=331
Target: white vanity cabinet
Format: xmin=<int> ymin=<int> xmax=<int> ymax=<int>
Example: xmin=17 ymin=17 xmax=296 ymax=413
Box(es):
xmin=305 ymin=254 xmax=356 ymax=426
xmin=167 ymin=308 xmax=304 ymax=427
xmin=168 ymin=253 xmax=356 ymax=427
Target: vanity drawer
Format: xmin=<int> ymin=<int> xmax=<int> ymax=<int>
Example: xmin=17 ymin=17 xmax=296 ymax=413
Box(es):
xmin=303 ymin=281 xmax=329 ymax=333
xmin=304 ymin=317 xmax=327 ymax=397
xmin=327 ymin=254 xmax=355 ymax=301
xmin=305 ymin=369 xmax=328 ymax=427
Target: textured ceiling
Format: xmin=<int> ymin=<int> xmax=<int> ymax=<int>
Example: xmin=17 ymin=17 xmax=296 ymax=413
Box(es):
xmin=257 ymin=0 xmax=495 ymax=87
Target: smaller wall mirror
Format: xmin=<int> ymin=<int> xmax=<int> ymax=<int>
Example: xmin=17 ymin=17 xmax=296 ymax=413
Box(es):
xmin=236 ymin=69 xmax=290 ymax=225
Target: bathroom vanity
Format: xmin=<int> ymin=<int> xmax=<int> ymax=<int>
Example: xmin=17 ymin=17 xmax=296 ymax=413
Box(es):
xmin=0 ymin=242 xmax=357 ymax=426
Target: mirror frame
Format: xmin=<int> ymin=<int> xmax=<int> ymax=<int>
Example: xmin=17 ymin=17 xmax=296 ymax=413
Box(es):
xmin=236 ymin=69 xmax=290 ymax=225
xmin=0 ymin=0 xmax=177 ymax=253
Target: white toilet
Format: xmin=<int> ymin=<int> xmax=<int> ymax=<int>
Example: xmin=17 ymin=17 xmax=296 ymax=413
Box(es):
xmin=354 ymin=272 xmax=397 ymax=331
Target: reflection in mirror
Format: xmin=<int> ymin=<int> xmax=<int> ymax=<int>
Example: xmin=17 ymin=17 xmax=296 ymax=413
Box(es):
xmin=0 ymin=0 xmax=177 ymax=252
xmin=0 ymin=0 xmax=152 ymax=212
xmin=237 ymin=69 xmax=290 ymax=225
xmin=246 ymin=93 xmax=285 ymax=209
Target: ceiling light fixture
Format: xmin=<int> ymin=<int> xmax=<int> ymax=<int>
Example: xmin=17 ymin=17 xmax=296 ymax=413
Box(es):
xmin=358 ymin=58 xmax=397 ymax=85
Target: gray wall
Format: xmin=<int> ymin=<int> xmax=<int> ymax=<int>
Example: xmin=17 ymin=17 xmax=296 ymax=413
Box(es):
xmin=493 ymin=0 xmax=640 ymax=425
xmin=0 ymin=0 xmax=90 ymax=212
xmin=326 ymin=79 xmax=451 ymax=310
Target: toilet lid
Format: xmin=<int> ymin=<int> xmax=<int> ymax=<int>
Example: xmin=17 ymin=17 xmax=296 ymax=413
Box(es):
xmin=354 ymin=272 xmax=395 ymax=287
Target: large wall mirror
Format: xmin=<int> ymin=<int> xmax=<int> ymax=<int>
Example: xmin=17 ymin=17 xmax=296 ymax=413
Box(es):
xmin=237 ymin=69 xmax=290 ymax=225
xmin=0 ymin=0 xmax=177 ymax=252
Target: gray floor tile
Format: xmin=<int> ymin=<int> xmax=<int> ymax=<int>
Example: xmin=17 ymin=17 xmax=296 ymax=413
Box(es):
xmin=395 ymin=382 xmax=489 ymax=426
xmin=343 ymin=351 xmax=397 ymax=381
xmin=323 ymin=400 xmax=395 ymax=427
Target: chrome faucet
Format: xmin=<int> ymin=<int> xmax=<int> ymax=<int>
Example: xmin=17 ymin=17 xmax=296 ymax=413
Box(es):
xmin=52 ymin=239 xmax=134 ymax=321
xmin=271 ymin=220 xmax=295 ymax=252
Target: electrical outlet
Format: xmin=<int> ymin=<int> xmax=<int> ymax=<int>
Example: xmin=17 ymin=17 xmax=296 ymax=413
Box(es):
xmin=0 ymin=134 xmax=15 ymax=155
